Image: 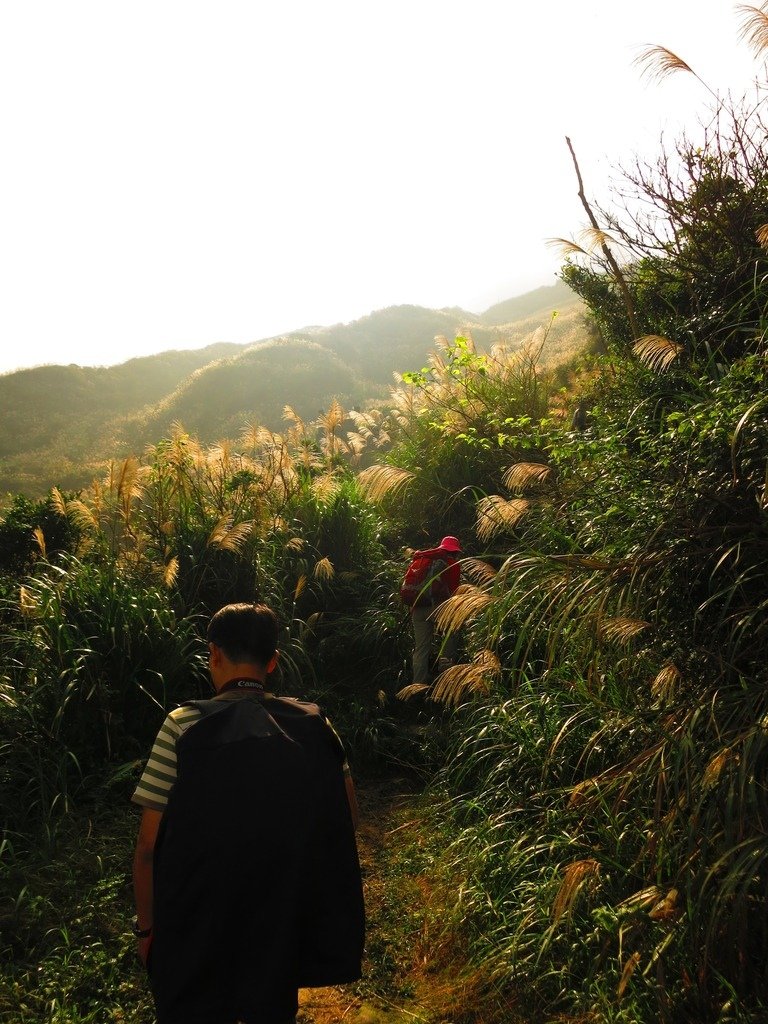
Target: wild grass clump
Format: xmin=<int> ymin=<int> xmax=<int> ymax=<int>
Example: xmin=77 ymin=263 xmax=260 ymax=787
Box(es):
xmin=357 ymin=333 xmax=560 ymax=545
xmin=424 ymin=656 xmax=768 ymax=1022
xmin=0 ymin=555 xmax=205 ymax=841
xmin=410 ymin=332 xmax=767 ymax=1017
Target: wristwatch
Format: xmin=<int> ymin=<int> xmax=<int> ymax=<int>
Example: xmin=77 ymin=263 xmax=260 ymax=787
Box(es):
xmin=131 ymin=916 xmax=152 ymax=938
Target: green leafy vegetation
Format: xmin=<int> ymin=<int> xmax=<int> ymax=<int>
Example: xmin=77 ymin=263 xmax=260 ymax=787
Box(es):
xmin=0 ymin=810 xmax=154 ymax=1023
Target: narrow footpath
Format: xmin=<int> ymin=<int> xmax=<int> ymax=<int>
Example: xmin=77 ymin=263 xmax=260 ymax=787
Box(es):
xmin=296 ymin=779 xmax=508 ymax=1024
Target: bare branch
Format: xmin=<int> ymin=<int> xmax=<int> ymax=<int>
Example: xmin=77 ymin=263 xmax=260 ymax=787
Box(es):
xmin=566 ymin=136 xmax=640 ymax=340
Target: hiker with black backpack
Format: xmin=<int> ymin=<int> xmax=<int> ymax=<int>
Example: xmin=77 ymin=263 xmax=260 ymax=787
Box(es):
xmin=131 ymin=602 xmax=364 ymax=1024
xmin=400 ymin=535 xmax=462 ymax=684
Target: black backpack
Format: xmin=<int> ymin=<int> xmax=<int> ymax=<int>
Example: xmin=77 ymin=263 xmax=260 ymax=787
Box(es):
xmin=150 ymin=695 xmax=364 ymax=1024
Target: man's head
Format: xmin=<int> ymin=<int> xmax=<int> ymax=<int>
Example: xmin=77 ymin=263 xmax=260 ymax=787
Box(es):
xmin=207 ymin=603 xmax=280 ymax=670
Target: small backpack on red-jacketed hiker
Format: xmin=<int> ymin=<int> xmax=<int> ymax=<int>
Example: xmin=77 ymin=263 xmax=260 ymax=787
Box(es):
xmin=399 ymin=550 xmax=451 ymax=607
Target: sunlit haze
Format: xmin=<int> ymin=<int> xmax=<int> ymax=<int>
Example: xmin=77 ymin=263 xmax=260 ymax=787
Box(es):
xmin=0 ymin=1 xmax=758 ymax=374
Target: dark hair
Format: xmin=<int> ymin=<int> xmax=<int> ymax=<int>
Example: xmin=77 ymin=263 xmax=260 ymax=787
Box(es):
xmin=207 ymin=603 xmax=279 ymax=666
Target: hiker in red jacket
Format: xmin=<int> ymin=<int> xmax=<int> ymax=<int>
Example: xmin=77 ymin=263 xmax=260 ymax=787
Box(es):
xmin=401 ymin=535 xmax=462 ymax=684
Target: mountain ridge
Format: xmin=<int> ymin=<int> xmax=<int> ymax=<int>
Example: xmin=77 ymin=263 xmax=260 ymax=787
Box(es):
xmin=0 ymin=280 xmax=583 ymax=498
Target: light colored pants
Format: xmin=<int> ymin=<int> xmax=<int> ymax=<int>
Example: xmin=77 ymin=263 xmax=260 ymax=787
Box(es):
xmin=411 ymin=604 xmax=457 ymax=683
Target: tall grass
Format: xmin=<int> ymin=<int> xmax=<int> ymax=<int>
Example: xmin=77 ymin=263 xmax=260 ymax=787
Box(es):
xmin=0 ymin=555 xmax=206 ymax=841
xmin=0 ymin=401 xmax=404 ymax=842
xmin=381 ymin=63 xmax=768 ymax=1022
xmin=358 ymin=333 xmax=560 ymax=544
xmin=408 ymin=323 xmax=768 ymax=1018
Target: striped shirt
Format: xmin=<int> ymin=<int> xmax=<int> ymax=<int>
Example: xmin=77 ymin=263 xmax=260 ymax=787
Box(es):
xmin=132 ymin=704 xmax=204 ymax=811
xmin=132 ymin=693 xmax=349 ymax=812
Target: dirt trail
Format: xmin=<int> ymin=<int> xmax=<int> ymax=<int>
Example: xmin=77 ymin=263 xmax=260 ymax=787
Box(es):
xmin=296 ymin=777 xmax=447 ymax=1024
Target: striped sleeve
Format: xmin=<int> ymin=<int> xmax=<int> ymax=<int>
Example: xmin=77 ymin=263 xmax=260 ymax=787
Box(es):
xmin=132 ymin=706 xmax=201 ymax=811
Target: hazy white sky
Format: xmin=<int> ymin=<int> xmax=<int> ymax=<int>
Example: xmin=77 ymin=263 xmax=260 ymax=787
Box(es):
xmin=0 ymin=1 xmax=761 ymax=374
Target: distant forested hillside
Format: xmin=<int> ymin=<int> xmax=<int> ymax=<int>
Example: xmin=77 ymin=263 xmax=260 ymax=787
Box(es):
xmin=284 ymin=305 xmax=498 ymax=384
xmin=0 ymin=284 xmax=584 ymax=498
xmin=120 ymin=338 xmax=369 ymax=447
